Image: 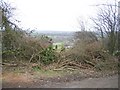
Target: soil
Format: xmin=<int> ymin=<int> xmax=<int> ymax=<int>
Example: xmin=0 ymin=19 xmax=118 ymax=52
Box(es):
xmin=2 ymin=69 xmax=118 ymax=88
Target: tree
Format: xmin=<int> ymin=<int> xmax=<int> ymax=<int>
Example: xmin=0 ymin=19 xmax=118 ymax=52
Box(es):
xmin=0 ymin=0 xmax=58 ymax=66
xmin=74 ymin=19 xmax=98 ymax=45
xmin=0 ymin=0 xmax=17 ymax=30
xmin=74 ymin=31 xmax=98 ymax=44
xmin=0 ymin=0 xmax=25 ymax=60
xmin=91 ymin=0 xmax=120 ymax=54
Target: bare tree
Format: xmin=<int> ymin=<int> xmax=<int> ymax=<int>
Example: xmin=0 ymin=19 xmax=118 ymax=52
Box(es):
xmin=75 ymin=18 xmax=98 ymax=45
xmin=91 ymin=0 xmax=119 ymax=54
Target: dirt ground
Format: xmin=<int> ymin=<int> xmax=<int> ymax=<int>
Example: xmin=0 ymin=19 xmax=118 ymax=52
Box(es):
xmin=2 ymin=68 xmax=118 ymax=88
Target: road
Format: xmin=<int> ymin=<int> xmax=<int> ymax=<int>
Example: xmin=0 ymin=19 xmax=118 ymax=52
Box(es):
xmin=3 ymin=74 xmax=118 ymax=88
xmin=43 ymin=75 xmax=118 ymax=88
xmin=64 ymin=75 xmax=118 ymax=88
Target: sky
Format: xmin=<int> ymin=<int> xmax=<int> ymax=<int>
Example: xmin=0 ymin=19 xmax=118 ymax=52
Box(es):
xmin=6 ymin=0 xmax=120 ymax=31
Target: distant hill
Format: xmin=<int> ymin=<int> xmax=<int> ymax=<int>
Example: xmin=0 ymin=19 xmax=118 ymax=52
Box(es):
xmin=31 ymin=30 xmax=101 ymax=45
xmin=32 ymin=30 xmax=75 ymax=43
xmin=37 ymin=31 xmax=75 ymax=36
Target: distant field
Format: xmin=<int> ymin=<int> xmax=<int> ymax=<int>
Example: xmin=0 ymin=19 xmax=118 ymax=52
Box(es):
xmin=52 ymin=42 xmax=64 ymax=52
xmin=32 ymin=31 xmax=75 ymax=44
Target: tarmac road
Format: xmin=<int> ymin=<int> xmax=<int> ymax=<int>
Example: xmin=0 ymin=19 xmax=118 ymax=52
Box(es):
xmin=64 ymin=75 xmax=118 ymax=88
xmin=3 ymin=74 xmax=118 ymax=88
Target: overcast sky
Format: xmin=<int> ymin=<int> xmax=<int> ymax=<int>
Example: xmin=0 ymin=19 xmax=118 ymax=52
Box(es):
xmin=7 ymin=0 xmax=120 ymax=31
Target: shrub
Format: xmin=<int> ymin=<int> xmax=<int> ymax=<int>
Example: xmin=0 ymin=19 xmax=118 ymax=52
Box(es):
xmin=2 ymin=29 xmax=55 ymax=65
xmin=39 ymin=46 xmax=58 ymax=65
xmin=62 ymin=31 xmax=118 ymax=70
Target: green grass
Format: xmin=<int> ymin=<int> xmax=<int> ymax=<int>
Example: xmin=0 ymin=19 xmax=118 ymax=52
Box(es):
xmin=52 ymin=42 xmax=64 ymax=52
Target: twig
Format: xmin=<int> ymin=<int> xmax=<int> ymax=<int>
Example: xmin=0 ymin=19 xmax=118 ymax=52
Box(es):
xmin=2 ymin=63 xmax=18 ymax=67
xmin=83 ymin=60 xmax=95 ymax=67
xmin=29 ymin=54 xmax=34 ymax=63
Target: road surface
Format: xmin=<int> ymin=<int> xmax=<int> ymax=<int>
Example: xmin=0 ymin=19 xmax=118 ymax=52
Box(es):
xmin=33 ymin=75 xmax=118 ymax=88
xmin=3 ymin=74 xmax=118 ymax=88
xmin=64 ymin=75 xmax=118 ymax=88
